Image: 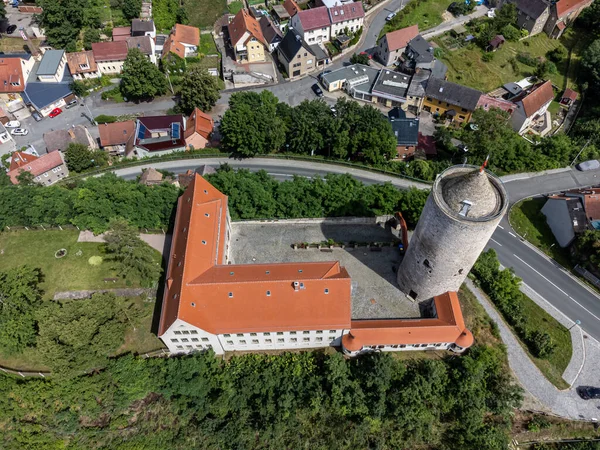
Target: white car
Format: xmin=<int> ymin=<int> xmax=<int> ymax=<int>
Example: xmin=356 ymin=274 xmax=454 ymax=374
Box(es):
xmin=386 ymin=12 xmax=396 ymax=21
xmin=5 ymin=120 xmax=20 ymax=128
xmin=11 ymin=128 xmax=28 ymax=136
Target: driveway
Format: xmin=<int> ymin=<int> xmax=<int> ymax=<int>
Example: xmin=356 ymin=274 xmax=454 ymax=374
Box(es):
xmin=422 ymin=5 xmax=489 ymax=39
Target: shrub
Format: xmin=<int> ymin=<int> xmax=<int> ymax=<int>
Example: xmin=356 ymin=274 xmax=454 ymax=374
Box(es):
xmin=546 ymin=46 xmax=567 ymax=63
xmin=501 ymin=24 xmax=521 ymax=41
xmin=481 ymin=52 xmax=494 ymax=62
xmin=95 ymin=115 xmax=117 ymax=124
xmin=516 ymin=52 xmax=539 ymax=67
xmin=527 ymin=330 xmax=556 ymax=358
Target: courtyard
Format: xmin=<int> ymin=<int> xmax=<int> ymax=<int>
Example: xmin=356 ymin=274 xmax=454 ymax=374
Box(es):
xmin=230 ymin=220 xmax=420 ymax=320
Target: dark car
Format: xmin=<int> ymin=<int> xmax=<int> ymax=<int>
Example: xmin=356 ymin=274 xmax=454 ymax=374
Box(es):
xmin=577 ymin=386 xmax=600 ymax=400
xmin=31 ymin=111 xmax=42 ymax=122
xmin=6 ymin=25 xmax=17 ymax=34
xmin=312 ymin=83 xmax=323 ymax=98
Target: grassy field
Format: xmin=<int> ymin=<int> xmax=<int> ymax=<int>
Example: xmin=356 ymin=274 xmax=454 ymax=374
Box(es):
xmin=509 ymin=198 xmax=571 ymax=268
xmin=458 ymin=284 xmax=503 ymax=348
xmin=184 ymin=0 xmax=227 ymax=29
xmin=228 ymin=1 xmax=244 ymax=14
xmin=434 ymin=33 xmax=574 ymax=93
xmin=512 ymin=411 xmax=600 ymax=446
xmin=199 ymin=33 xmax=219 ymax=55
xmin=382 ymin=0 xmax=453 ymax=36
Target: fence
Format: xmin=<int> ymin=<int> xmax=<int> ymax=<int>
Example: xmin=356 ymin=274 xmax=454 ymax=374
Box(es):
xmin=1 ymin=225 xmax=167 ymax=234
xmin=574 ymin=264 xmax=600 ymax=289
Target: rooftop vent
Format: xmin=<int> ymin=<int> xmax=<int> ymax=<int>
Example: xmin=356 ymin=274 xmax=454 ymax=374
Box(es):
xmin=439 ymin=87 xmax=444 ymax=92
xmin=458 ymin=200 xmax=473 ymax=217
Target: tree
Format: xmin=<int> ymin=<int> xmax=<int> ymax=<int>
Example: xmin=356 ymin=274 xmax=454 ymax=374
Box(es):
xmin=83 ymin=27 xmax=101 ymax=50
xmin=121 ymin=0 xmax=142 ymax=20
xmin=581 ymin=39 xmax=600 ymax=93
xmin=0 ymin=1 xmax=6 ymax=21
xmin=104 ymin=218 xmax=162 ymax=285
xmin=546 ymin=46 xmax=567 ymax=63
xmin=177 ymin=67 xmax=221 ymax=114
xmin=64 ymin=143 xmax=109 ymax=173
xmin=121 ymin=49 xmax=168 ymax=100
xmin=350 ymin=52 xmax=370 ymax=65
xmin=70 ymin=80 xmax=87 ymax=97
xmin=16 ymin=170 xmax=35 ymax=186
xmin=37 ymin=0 xmax=88 ymax=51
xmin=0 ymin=266 xmax=43 ymax=354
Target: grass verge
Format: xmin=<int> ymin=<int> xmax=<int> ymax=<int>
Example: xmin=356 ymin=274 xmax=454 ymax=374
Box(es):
xmin=512 ymin=411 xmax=600 ymax=445
xmin=101 ymin=86 xmax=125 ymax=103
xmin=184 ymin=0 xmax=227 ymax=29
xmin=382 ymin=0 xmax=453 ymax=36
xmin=199 ymin=33 xmax=218 ymax=55
xmin=458 ymin=284 xmax=503 ymax=347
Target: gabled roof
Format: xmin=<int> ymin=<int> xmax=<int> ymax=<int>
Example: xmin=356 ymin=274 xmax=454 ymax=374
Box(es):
xmin=278 ymin=28 xmax=314 ymax=62
xmin=296 ymin=6 xmax=331 ymax=31
xmin=561 ymin=88 xmax=577 ymax=101
xmin=126 ymin=36 xmax=153 ymax=55
xmin=513 ymin=0 xmax=549 ymax=18
xmin=328 ymin=2 xmax=364 ymax=23
xmin=7 ymin=151 xmax=65 ymax=184
xmin=556 ymin=0 xmax=592 ymax=17
xmin=66 ymin=51 xmax=98 ymax=75
xmin=185 ymin=108 xmax=214 ymax=140
xmin=283 ymin=0 xmax=300 ymax=17
xmin=477 ymin=94 xmax=515 ymax=115
xmin=259 ymin=15 xmax=283 ymax=45
xmin=381 ymin=24 xmax=419 ymax=52
xmin=98 ymin=120 xmax=135 ymax=147
xmin=131 ymin=19 xmax=155 ymax=33
xmin=425 ymin=78 xmax=482 ymax=111
xmin=520 ymin=80 xmax=554 ymax=117
xmin=43 ymin=126 xmax=92 ymax=152
xmin=272 ymin=4 xmax=291 ymax=20
xmin=172 ymin=23 xmax=200 ymax=46
xmin=9 ymin=150 xmax=38 ymax=171
xmin=37 ymin=50 xmax=65 ymax=76
xmin=112 ymin=26 xmax=131 ymax=41
xmin=389 ymin=115 xmax=419 ymax=146
xmin=0 ymin=57 xmax=25 ymax=93
xmin=406 ymin=34 xmax=434 ymax=64
xmin=92 ymin=41 xmax=129 ymax=62
xmin=140 ymin=167 xmax=164 ymax=184
xmin=23 ymin=81 xmax=72 ymax=110
xmin=229 ymin=9 xmax=267 ymax=47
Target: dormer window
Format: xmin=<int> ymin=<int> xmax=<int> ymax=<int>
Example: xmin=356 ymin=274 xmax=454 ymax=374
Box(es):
xmin=79 ymin=63 xmax=89 ymax=70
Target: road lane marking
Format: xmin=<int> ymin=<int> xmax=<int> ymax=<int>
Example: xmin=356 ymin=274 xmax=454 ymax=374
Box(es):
xmin=569 ymin=296 xmax=600 ymax=322
xmin=498 ymin=225 xmax=504 ymax=229
xmin=512 ymin=254 xmax=569 ymax=296
xmin=490 ymin=238 xmax=502 ymax=246
xmin=509 ymin=232 xmax=517 ymax=237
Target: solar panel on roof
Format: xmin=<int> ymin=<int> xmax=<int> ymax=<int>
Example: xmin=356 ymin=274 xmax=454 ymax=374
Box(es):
xmin=137 ymin=123 xmax=147 ymax=140
xmin=171 ymin=122 xmax=180 ymax=139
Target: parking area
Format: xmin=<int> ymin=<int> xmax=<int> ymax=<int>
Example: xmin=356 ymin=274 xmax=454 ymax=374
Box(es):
xmin=230 ymin=221 xmax=420 ymax=320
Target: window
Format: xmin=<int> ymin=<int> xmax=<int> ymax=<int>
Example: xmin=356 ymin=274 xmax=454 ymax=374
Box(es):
xmin=459 ymin=115 xmax=466 ymax=120
xmin=265 ymin=339 xmax=272 ymax=343
xmin=293 ymin=62 xmax=301 ymax=68
xmin=427 ymin=97 xmax=432 ymax=102
xmin=277 ymin=338 xmax=284 ymax=343
xmin=174 ymin=331 xmax=182 ymax=335
xmin=176 ymin=345 xmax=183 ymax=349
xmin=201 ymin=337 xmax=209 ymax=342
xmin=181 ymin=338 xmax=189 ymax=343
xmin=195 ymin=344 xmax=203 ymax=348
xmin=303 ymin=331 xmax=310 ymax=335
xmin=266 ymin=290 xmax=271 ymax=296
xmin=277 ymin=332 xmax=283 ymax=335
xmin=290 ymin=331 xmax=296 ymax=335
xmin=252 ymin=339 xmax=259 ymax=344
xmin=461 ymin=108 xmax=467 ymax=112
xmin=186 ymin=345 xmax=192 ymax=349
xmin=227 ymin=340 xmax=234 ymax=345
xmin=171 ymin=339 xmax=179 ymax=343
xmin=250 ymin=333 xmax=257 ymax=337
xmin=182 ymin=331 xmax=190 ymax=335
xmin=44 ymin=172 xmax=49 ymax=177
xmin=316 ymin=330 xmax=323 ymax=334
xmin=303 ymin=338 xmax=310 ymax=342
xmin=239 ymin=340 xmax=247 ymax=345
xmin=328 ymin=336 xmax=334 ymax=341
xmin=329 ymin=330 xmax=336 ymax=334
xmin=290 ymin=338 xmax=297 ymax=343
xmin=228 ymin=292 xmax=233 ymax=298
xmin=236 ymin=333 xmax=244 ymax=337
xmin=191 ymin=338 xmax=199 ymax=342
xmin=224 ymin=334 xmax=231 ymax=337
xmin=263 ymin=332 xmax=271 ymax=336
xmin=324 ymin=289 xmax=329 ymax=294
xmin=191 ymin=302 xmax=195 ymax=307
xmin=316 ymin=337 xmax=323 ymax=342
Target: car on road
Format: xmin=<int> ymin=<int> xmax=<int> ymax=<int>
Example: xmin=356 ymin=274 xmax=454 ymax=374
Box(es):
xmin=312 ymin=83 xmax=323 ymax=98
xmin=386 ymin=12 xmax=396 ymax=21
xmin=49 ymin=107 xmax=63 ymax=118
xmin=577 ymin=386 xmax=600 ymax=400
xmin=11 ymin=128 xmax=28 ymax=136
xmin=31 ymin=111 xmax=42 ymax=122
xmin=6 ymin=25 xmax=17 ymax=34
xmin=5 ymin=120 xmax=20 ymax=128
xmin=576 ymin=160 xmax=600 ymax=171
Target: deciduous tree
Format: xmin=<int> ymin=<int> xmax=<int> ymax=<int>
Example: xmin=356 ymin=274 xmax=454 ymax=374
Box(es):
xmin=177 ymin=67 xmax=220 ymax=114
xmin=121 ymin=48 xmax=168 ymax=100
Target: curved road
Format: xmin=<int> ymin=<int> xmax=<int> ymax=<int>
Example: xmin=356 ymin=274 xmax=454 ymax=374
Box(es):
xmin=115 ymin=159 xmax=600 ymax=343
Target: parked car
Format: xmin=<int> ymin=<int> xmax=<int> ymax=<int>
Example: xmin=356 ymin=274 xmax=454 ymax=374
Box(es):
xmin=385 ymin=12 xmax=396 ymax=21
xmin=312 ymin=83 xmax=323 ymax=98
xmin=11 ymin=128 xmax=28 ymax=136
xmin=64 ymin=98 xmax=78 ymax=109
xmin=31 ymin=111 xmax=42 ymax=122
xmin=5 ymin=120 xmax=20 ymax=128
xmin=6 ymin=25 xmax=17 ymax=34
xmin=576 ymin=160 xmax=600 ymax=171
xmin=49 ymin=107 xmax=62 ymax=118
xmin=577 ymin=386 xmax=600 ymax=400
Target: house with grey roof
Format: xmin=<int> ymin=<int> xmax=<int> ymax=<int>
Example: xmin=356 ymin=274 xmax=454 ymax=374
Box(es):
xmin=127 ymin=36 xmax=157 ymax=65
xmin=276 ymin=28 xmax=327 ymax=80
xmin=542 ymin=196 xmax=588 ymax=247
xmin=387 ymin=107 xmax=419 ymax=160
xmin=43 ymin=126 xmax=98 ymax=153
xmin=259 ymin=16 xmax=283 ymax=52
xmin=422 ymin=78 xmax=482 ymax=124
xmin=131 ymin=19 xmax=156 ymax=39
xmin=321 ymin=64 xmax=379 ymax=100
xmin=501 ymin=0 xmax=550 ymax=36
xmin=371 ymin=69 xmax=411 ymax=108
xmin=36 ymin=50 xmax=67 ymax=83
xmin=403 ymin=35 xmax=435 ymax=71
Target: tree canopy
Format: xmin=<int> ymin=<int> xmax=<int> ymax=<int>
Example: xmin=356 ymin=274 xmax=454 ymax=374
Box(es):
xmin=120 ymin=49 xmax=168 ymax=100
xmin=64 ymin=143 xmax=109 ymax=173
xmin=177 ymin=67 xmax=221 ymax=114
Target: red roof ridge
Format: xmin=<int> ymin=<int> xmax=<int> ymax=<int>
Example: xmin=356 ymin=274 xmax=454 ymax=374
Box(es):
xmin=520 ymin=80 xmax=554 ymax=118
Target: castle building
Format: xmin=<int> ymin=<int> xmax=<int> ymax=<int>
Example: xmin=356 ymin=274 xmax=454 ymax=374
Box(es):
xmin=397 ymin=165 xmax=508 ymax=301
xmin=158 ymin=174 xmax=474 ymax=356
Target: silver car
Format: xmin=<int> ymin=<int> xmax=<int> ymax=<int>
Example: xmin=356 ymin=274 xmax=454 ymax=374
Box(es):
xmin=11 ymin=128 xmax=28 ymax=136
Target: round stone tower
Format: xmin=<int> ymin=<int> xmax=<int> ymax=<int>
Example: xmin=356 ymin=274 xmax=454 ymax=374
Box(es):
xmin=397 ymin=165 xmax=508 ymax=301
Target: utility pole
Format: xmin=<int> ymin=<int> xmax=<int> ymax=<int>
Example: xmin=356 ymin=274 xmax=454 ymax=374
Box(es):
xmin=570 ymin=139 xmax=591 ymax=167
xmin=81 ymin=100 xmax=96 ymax=126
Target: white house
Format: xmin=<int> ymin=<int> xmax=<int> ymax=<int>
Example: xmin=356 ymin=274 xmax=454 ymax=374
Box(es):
xmin=511 ymin=80 xmax=554 ymax=134
xmin=289 ymin=6 xmax=331 ymax=43
xmin=92 ymin=41 xmax=129 ymax=75
xmin=328 ymin=2 xmax=364 ymax=37
xmin=36 ymin=50 xmax=67 ymax=83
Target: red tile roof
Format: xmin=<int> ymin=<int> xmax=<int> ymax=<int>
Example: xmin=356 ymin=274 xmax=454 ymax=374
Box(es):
xmin=561 ymin=88 xmax=578 ymax=101
xmin=66 ymin=51 xmax=98 ymax=75
xmin=185 ymin=108 xmax=214 ymax=140
xmin=556 ymin=0 xmax=593 ymax=17
xmin=158 ymin=174 xmax=352 ymax=336
xmin=342 ymin=292 xmax=474 ymax=351
xmin=417 ymin=133 xmax=437 ymax=157
xmin=162 ymin=24 xmax=201 ymax=59
xmin=382 ymin=24 xmax=419 ymax=52
xmin=92 ymin=41 xmax=129 ymax=62
xmin=9 ymin=150 xmax=37 ymax=171
xmin=520 ymin=80 xmax=554 ymax=117
xmin=228 ymin=9 xmax=267 ymax=47
xmin=283 ymin=0 xmax=300 ymax=16
xmin=7 ymin=151 xmax=65 ymax=184
xmin=98 ymin=120 xmax=135 ymax=147
xmin=296 ymin=6 xmax=331 ymax=31
xmin=328 ymin=2 xmax=364 ymax=23
xmin=112 ymin=26 xmax=131 ymax=41
xmin=0 ymin=57 xmax=25 ymax=93
xmin=477 ymin=94 xmax=515 ymax=115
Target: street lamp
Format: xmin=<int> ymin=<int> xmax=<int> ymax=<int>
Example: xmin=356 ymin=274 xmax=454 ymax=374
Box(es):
xmin=569 ymin=320 xmax=581 ymax=331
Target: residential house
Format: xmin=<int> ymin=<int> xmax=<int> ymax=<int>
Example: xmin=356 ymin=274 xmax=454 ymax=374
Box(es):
xmin=403 ymin=69 xmax=430 ymax=114
xmin=127 ymin=35 xmax=157 ymax=65
xmin=259 ymin=16 xmax=283 ymax=52
xmin=162 ymin=24 xmax=200 ymax=60
xmin=92 ymin=41 xmax=129 ymax=74
xmin=184 ymin=108 xmax=214 ymax=150
xmin=403 ymin=35 xmax=435 ymax=71
xmin=228 ymin=9 xmax=268 ymax=63
xmin=422 ymin=78 xmax=483 ymax=124
xmin=277 ymin=28 xmax=322 ymax=79
xmin=178 ymin=165 xmax=216 ymax=188
xmin=375 ymin=24 xmax=419 ymax=66
xmin=371 ymin=69 xmax=411 ymax=108
xmin=112 ymin=26 xmax=131 ymax=42
xmin=140 ymin=167 xmax=164 ymax=185
xmin=66 ymin=51 xmax=101 ymax=80
xmin=0 ymin=55 xmax=34 ymax=93
xmin=158 ymin=174 xmax=473 ymax=356
xmin=289 ymin=6 xmax=331 ymax=44
xmin=476 ymin=94 xmax=515 ymax=115
xmin=271 ymin=4 xmax=291 ymax=28
xmin=131 ymin=18 xmax=156 ymax=39
xmin=129 ymin=115 xmax=187 ymax=158
xmin=98 ymin=120 xmax=136 ymax=155
xmin=510 ymin=80 xmax=554 ymax=134
xmin=544 ymin=0 xmax=594 ymax=38
xmin=318 ymin=0 xmax=354 ymax=6
xmin=388 ymin=107 xmax=419 ymax=160
xmin=563 ymin=188 xmax=600 ymax=229
xmin=43 ymin=125 xmax=97 ymax=153
xmin=7 ymin=150 xmax=69 ymax=185
xmin=36 ymin=50 xmax=67 ymax=83
xmin=506 ymin=0 xmax=550 ymax=37
xmin=327 ymin=2 xmax=364 ymax=37
xmin=560 ymin=88 xmax=577 ymax=107
xmin=416 ymin=133 xmax=437 ymax=159
xmin=541 ymin=196 xmax=588 ymax=247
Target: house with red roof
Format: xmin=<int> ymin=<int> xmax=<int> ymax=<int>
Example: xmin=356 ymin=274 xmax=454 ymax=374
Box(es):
xmin=162 ymin=24 xmax=200 ymax=60
xmin=289 ymin=6 xmax=332 ymax=44
xmin=510 ymin=80 xmax=554 ymax=134
xmin=129 ymin=115 xmax=187 ymax=158
xmin=228 ymin=9 xmax=268 ymax=63
xmin=184 ymin=108 xmax=214 ymax=150
xmin=375 ymin=24 xmax=419 ymax=66
xmin=98 ymin=120 xmax=136 ymax=155
xmin=92 ymin=41 xmax=129 ymax=74
xmin=7 ymin=150 xmax=69 ymax=185
xmin=544 ymin=0 xmax=594 ymax=38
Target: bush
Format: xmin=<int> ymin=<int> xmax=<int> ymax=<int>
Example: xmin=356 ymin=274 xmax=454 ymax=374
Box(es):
xmin=350 ymin=52 xmax=370 ymax=65
xmin=516 ymin=52 xmax=539 ymax=67
xmin=527 ymin=330 xmax=556 ymax=358
xmin=481 ymin=52 xmax=494 ymax=62
xmin=348 ymin=26 xmax=363 ymax=46
xmin=501 ymin=24 xmax=520 ymax=41
xmin=546 ymin=46 xmax=567 ymax=63
xmin=95 ymin=114 xmax=117 ymax=124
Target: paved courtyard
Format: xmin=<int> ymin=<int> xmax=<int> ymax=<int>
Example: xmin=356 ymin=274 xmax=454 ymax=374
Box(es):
xmin=230 ymin=221 xmax=419 ymax=320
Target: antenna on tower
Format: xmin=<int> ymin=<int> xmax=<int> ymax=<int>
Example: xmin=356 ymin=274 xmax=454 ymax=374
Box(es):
xmin=479 ymin=155 xmax=489 ymax=173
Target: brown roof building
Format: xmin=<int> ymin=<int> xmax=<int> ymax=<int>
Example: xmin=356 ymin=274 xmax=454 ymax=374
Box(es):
xmin=0 ymin=57 xmax=26 ymax=93
xmin=98 ymin=120 xmax=135 ymax=155
xmin=228 ymin=9 xmax=267 ymax=62
xmin=511 ymin=80 xmax=555 ymax=134
xmin=184 ymin=108 xmax=214 ymax=149
xmin=375 ymin=25 xmax=419 ymax=66
xmin=112 ymin=26 xmax=132 ymax=41
xmin=162 ymin=24 xmax=200 ymax=59
xmin=139 ymin=167 xmax=164 ymax=185
xmin=7 ymin=150 xmax=69 ymax=185
xmin=283 ymin=0 xmax=300 ymax=17
xmin=92 ymin=41 xmax=129 ymax=62
xmin=66 ymin=51 xmax=100 ymax=80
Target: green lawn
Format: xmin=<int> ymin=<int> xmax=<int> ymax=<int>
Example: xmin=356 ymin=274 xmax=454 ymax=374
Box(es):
xmin=509 ymin=198 xmax=571 ymax=268
xmin=382 ymin=0 xmax=453 ymax=36
xmin=184 ymin=0 xmax=227 ymax=29
xmin=228 ymin=1 xmax=244 ymax=14
xmin=199 ymin=33 xmax=218 ymax=56
xmin=0 ymin=230 xmax=152 ymax=299
xmin=458 ymin=284 xmax=502 ymax=348
xmin=434 ymin=33 xmax=574 ymax=93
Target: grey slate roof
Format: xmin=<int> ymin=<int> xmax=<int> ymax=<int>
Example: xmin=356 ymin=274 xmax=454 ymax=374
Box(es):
xmin=425 ymin=78 xmax=482 ymax=111
xmin=127 ymin=36 xmax=153 ymax=55
xmin=22 ymin=81 xmax=72 ymax=110
xmin=309 ymin=43 xmax=328 ymax=61
xmin=388 ymin=115 xmax=419 ymax=146
xmin=406 ymin=35 xmax=434 ymax=64
xmin=37 ymin=50 xmax=64 ymax=76
xmin=514 ymin=0 xmax=549 ymax=19
xmin=132 ymin=19 xmax=155 ymax=32
xmin=278 ymin=28 xmax=313 ymax=62
xmin=372 ymin=69 xmax=410 ymax=100
xmin=259 ymin=16 xmax=283 ymax=45
xmin=407 ymin=69 xmax=430 ymax=97
xmin=431 ymin=60 xmax=447 ymax=79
